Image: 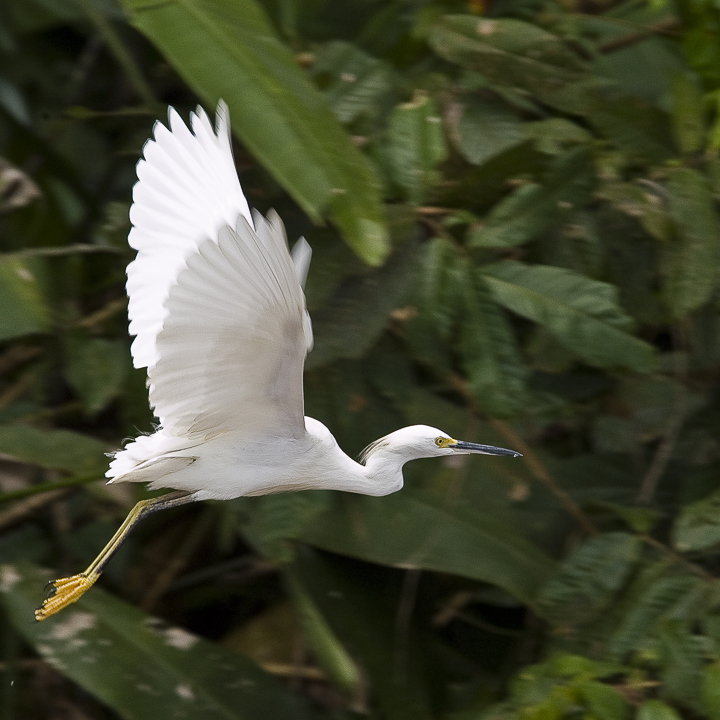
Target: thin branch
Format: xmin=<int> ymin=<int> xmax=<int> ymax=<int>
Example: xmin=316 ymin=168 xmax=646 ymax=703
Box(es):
xmin=0 ymin=489 xmax=67 ymax=531
xmin=139 ymin=508 xmax=216 ymax=611
xmin=0 ymin=473 xmax=101 ymax=505
xmin=448 ymin=373 xmax=598 ymax=535
xmin=0 ymin=371 xmax=35 ymax=412
xmin=635 ymin=405 xmax=686 ymax=505
xmin=74 ymin=0 xmax=158 ymax=106
xmin=11 ymin=244 xmax=123 ymax=258
xmin=393 ymin=568 xmax=421 ymax=686
xmin=0 ymin=346 xmax=43 ymax=375
xmin=76 ymin=297 xmax=127 ymax=329
xmin=597 ymin=18 xmax=680 ymax=54
xmin=639 ymin=534 xmax=713 ymax=580
xmin=490 ymin=418 xmax=598 ymax=536
xmin=636 ymin=323 xmax=690 ymax=505
xmin=259 ymin=663 xmax=326 ymax=681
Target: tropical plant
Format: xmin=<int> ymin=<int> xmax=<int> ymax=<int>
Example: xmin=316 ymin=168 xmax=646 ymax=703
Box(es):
xmin=1 ymin=0 xmax=720 ymax=718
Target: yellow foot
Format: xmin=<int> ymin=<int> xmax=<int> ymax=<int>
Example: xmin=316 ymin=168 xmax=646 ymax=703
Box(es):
xmin=35 ymin=572 xmax=100 ymax=621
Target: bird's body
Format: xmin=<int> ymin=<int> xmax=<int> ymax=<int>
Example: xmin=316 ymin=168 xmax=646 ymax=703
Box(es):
xmin=35 ymin=103 xmax=520 ymax=621
xmin=109 ymin=416 xmax=406 ymax=500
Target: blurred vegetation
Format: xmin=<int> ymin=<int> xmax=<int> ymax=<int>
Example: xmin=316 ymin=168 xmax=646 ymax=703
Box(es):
xmin=1 ymin=0 xmax=720 ymax=718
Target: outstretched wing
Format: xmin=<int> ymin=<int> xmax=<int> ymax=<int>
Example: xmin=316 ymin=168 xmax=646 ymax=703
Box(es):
xmin=126 ymin=104 xmax=312 ymax=442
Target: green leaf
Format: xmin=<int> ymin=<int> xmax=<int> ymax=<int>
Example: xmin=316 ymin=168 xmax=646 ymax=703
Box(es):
xmin=387 ymin=94 xmax=448 ymax=204
xmin=0 ymin=257 xmax=49 ymax=340
xmin=522 ymin=118 xmax=591 ymax=155
xmin=64 ymin=336 xmax=129 ymax=415
xmin=664 ymin=168 xmax=720 ymax=319
xmin=312 ymin=41 xmax=395 ymax=124
xmin=0 ymin=425 xmax=108 ymax=475
xmin=460 ymin=263 xmax=527 ymax=417
xmin=0 ymin=563 xmax=321 ymax=720
xmin=242 ymin=491 xmax=332 ymax=563
xmin=607 ymin=569 xmax=705 ymax=660
xmin=670 ymin=72 xmax=705 ymax=155
xmin=120 ymin=0 xmax=388 ymax=265
xmin=299 ymin=488 xmax=555 ymax=605
xmin=658 ymin=620 xmax=704 ymax=705
xmin=672 ymin=488 xmax=720 ymax=552
xmin=291 ymin=547 xmax=434 ymax=720
xmin=537 ymin=532 xmax=641 ymax=626
xmin=637 ymin=700 xmax=682 ymax=720
xmin=701 ymin=661 xmax=720 ymax=720
xmin=447 ymin=96 xmax=525 ymax=166
xmin=578 ymin=681 xmax=629 ymax=720
xmin=284 ymin=567 xmax=363 ymax=697
xmin=468 ymin=149 xmax=594 ymax=248
xmin=420 ymin=236 xmax=461 ymax=339
xmin=580 ymin=90 xmax=674 ymax=163
xmin=596 ymin=181 xmax=672 ymax=243
xmin=482 ymin=261 xmax=657 ymax=371
xmin=307 ymin=235 xmax=419 ymax=369
xmin=429 ymin=16 xmax=586 ymax=100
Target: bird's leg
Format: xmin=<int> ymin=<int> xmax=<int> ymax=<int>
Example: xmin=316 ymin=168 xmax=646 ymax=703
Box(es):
xmin=35 ymin=490 xmax=196 ymax=621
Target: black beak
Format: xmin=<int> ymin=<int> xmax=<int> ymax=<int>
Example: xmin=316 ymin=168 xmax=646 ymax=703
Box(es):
xmin=453 ymin=441 xmax=522 ymax=458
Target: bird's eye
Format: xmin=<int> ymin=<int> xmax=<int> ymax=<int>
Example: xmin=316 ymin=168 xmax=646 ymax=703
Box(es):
xmin=435 ymin=437 xmax=447 ymax=448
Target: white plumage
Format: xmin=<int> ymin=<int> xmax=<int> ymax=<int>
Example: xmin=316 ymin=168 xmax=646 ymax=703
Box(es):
xmin=36 ymin=103 xmax=520 ymax=620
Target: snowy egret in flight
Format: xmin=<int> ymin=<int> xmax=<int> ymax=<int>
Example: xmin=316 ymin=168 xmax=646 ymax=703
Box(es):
xmin=36 ymin=103 xmax=520 ymax=621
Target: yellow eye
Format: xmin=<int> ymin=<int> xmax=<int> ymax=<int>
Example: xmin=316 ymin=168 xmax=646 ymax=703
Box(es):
xmin=435 ymin=437 xmax=450 ymax=448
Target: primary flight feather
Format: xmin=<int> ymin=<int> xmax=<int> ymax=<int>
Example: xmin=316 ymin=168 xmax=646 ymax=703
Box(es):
xmin=36 ymin=104 xmax=520 ymax=620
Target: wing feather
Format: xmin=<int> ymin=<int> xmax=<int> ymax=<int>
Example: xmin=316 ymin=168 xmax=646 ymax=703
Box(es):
xmin=126 ymin=103 xmax=251 ymax=370
xmin=109 ymin=103 xmax=312 ymax=483
xmin=149 ymin=212 xmax=311 ymax=439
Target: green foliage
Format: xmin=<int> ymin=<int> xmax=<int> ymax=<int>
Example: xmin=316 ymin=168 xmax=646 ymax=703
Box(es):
xmin=0 ymin=563 xmax=322 ymax=720
xmin=388 ymin=93 xmax=448 ymax=204
xmin=664 ymin=168 xmax=720 ymax=319
xmin=64 ymin=335 xmax=129 ymax=415
xmin=537 ymin=532 xmax=641 ymax=626
xmin=3 ymin=0 xmax=720 ymax=717
xmin=0 ymin=257 xmax=50 ymax=340
xmin=673 ymin=489 xmax=720 ymax=551
xmin=120 ymin=0 xmax=389 ymax=265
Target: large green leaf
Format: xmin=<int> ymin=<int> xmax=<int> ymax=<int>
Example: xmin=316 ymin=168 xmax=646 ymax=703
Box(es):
xmin=387 ymin=94 xmax=448 ymax=204
xmin=447 ymin=96 xmax=526 ymax=167
xmin=64 ymin=336 xmax=129 ymax=415
xmin=638 ymin=700 xmax=683 ymax=720
xmin=288 ymin=548 xmax=434 ymax=720
xmin=664 ymin=168 xmax=720 ymax=319
xmin=0 ymin=256 xmax=49 ymax=340
xmin=669 ymin=72 xmax=705 ymax=155
xmin=672 ymin=489 xmax=720 ymax=552
xmin=299 ymin=488 xmax=554 ymax=605
xmin=702 ymin=662 xmax=720 ymax=720
xmin=312 ymin=41 xmax=395 ymax=125
xmin=0 ymin=563 xmax=321 ymax=720
xmin=481 ymin=261 xmax=657 ymax=371
xmin=459 ymin=261 xmax=527 ymax=417
xmin=578 ymin=90 xmax=675 ymax=163
xmin=429 ymin=15 xmax=586 ymax=100
xmin=0 ymin=425 xmax=108 ymax=475
xmin=284 ymin=568 xmax=363 ymax=697
xmin=307 ymin=235 xmax=419 ymax=368
xmin=120 ymin=0 xmax=388 ymax=265
xmin=468 ymin=148 xmax=594 ymax=248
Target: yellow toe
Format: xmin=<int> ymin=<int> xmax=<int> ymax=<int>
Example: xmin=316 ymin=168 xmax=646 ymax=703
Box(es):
xmin=35 ymin=573 xmax=99 ymax=621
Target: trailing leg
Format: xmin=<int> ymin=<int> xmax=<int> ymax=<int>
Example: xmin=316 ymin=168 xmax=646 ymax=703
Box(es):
xmin=35 ymin=491 xmax=196 ymax=621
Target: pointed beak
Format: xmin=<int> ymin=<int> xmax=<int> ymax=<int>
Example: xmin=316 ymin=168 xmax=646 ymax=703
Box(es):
xmin=451 ymin=440 xmax=522 ymax=458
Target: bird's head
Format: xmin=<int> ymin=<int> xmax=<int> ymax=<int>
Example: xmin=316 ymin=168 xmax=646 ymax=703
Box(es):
xmin=359 ymin=425 xmax=521 ymax=464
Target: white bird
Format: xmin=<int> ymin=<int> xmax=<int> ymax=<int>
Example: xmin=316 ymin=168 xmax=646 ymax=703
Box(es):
xmin=36 ymin=103 xmax=520 ymax=621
